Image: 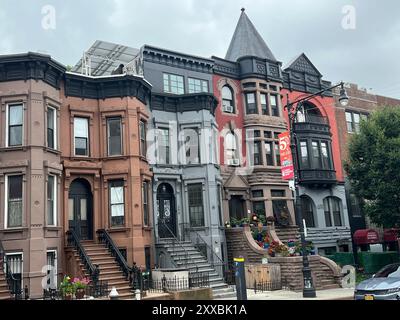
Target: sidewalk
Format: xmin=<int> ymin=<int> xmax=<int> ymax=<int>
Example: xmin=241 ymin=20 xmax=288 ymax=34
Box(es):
xmin=246 ymin=288 xmax=354 ymax=300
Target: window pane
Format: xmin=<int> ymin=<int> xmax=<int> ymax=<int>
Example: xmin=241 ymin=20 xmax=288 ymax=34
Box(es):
xmin=312 ymin=141 xmax=321 ymax=168
xmin=321 ymin=141 xmax=331 ymax=169
xmin=265 ymin=142 xmax=273 ymax=165
xmin=323 ymin=198 xmax=332 ymax=227
xmin=74 ymin=118 xmax=88 ymax=138
xmin=274 ymin=142 xmax=280 ymax=165
xmin=270 ymin=95 xmax=279 ymax=116
xmin=140 ymin=121 xmax=146 ymax=156
xmin=143 ymin=182 xmax=149 ymax=226
xmin=68 ymin=199 xmax=74 ymax=221
xmin=47 ymin=176 xmax=55 ymax=225
xmin=272 ymin=200 xmax=291 ymax=225
xmin=80 ymin=199 xmax=87 ymax=220
xmin=188 ymin=184 xmax=204 ymax=227
xmin=300 ymin=141 xmax=308 ymax=168
xmin=253 ymin=201 xmax=265 ymax=216
xmin=253 ymin=141 xmax=262 ymax=165
xmin=9 ymin=105 xmax=23 ymax=125
xmin=107 ymin=118 xmax=122 ymax=156
xmin=110 ymin=186 xmax=124 ymax=205
xmin=158 ymin=128 xmax=170 ymax=164
xmin=271 ymin=190 xmax=285 ymax=197
xmin=47 ymin=108 xmax=54 ymax=130
xmin=246 ymin=93 xmax=257 ymax=114
xmin=184 ymin=128 xmax=200 ymax=164
xmin=75 ymin=137 xmax=87 ymax=155
xmin=9 ymin=126 xmax=22 ymax=146
xmin=260 ymin=94 xmax=268 ymax=115
xmin=9 ymin=175 xmax=22 ymax=199
xmin=8 ymin=175 xmax=22 ymax=227
xmin=301 ymin=197 xmax=315 ymax=228
xmin=252 ymin=190 xmax=264 ymax=198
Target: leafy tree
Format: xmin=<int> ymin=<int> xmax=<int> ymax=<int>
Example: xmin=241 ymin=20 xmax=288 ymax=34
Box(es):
xmin=345 ymin=106 xmax=400 ymax=227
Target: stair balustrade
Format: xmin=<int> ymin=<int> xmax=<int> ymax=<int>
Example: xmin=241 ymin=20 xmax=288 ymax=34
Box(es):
xmin=96 ymin=229 xmax=135 ymax=288
xmin=66 ymin=229 xmax=100 ymax=285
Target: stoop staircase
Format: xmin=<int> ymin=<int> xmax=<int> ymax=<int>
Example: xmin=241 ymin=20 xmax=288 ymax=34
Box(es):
xmin=67 ymin=230 xmax=135 ymax=300
xmin=0 ymin=260 xmax=11 ymax=300
xmin=158 ymin=239 xmax=236 ymax=299
xmin=274 ymin=225 xmax=300 ymax=244
xmin=77 ymin=241 xmax=134 ymax=299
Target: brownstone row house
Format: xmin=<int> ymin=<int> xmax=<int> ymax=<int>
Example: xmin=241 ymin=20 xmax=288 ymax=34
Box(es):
xmin=0 ymin=52 xmax=153 ymax=299
xmin=332 ymin=83 xmax=400 ymax=250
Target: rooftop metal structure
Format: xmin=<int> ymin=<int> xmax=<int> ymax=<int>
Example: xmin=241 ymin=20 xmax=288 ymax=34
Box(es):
xmin=72 ymin=40 xmax=141 ymax=76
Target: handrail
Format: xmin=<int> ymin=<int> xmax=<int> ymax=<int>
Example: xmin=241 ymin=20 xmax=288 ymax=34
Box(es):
xmin=0 ymin=240 xmax=23 ymax=299
xmin=66 ymin=230 xmax=99 ymax=284
xmin=96 ymin=229 xmax=132 ymax=282
xmin=158 ymin=219 xmax=189 ymax=269
xmin=190 ymin=227 xmax=225 ymax=267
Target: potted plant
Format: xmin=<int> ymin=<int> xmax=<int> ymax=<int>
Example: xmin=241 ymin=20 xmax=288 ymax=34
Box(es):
xmin=266 ymin=216 xmax=275 ymax=224
xmin=230 ymin=217 xmax=240 ymax=227
xmin=73 ymin=277 xmax=90 ymax=299
xmin=60 ymin=275 xmax=75 ymax=300
xmin=240 ymin=217 xmax=250 ymax=226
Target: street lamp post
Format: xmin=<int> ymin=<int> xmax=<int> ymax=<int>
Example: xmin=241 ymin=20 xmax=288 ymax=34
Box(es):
xmin=285 ymin=82 xmax=349 ymax=298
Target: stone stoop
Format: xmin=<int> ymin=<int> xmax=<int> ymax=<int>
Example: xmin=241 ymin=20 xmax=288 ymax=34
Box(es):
xmin=70 ymin=241 xmax=135 ymax=300
xmin=274 ymin=225 xmax=300 ymax=244
xmin=0 ymin=259 xmax=11 ymax=300
xmin=158 ymin=239 xmax=236 ymax=299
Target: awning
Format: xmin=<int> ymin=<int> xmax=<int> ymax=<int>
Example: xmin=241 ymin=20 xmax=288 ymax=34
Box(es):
xmin=353 ymin=229 xmax=380 ymax=245
xmin=383 ymin=228 xmax=400 ymax=242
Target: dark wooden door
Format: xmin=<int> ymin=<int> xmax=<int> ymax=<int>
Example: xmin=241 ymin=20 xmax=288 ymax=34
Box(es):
xmin=229 ymin=195 xmax=245 ymax=220
xmin=68 ymin=179 xmax=93 ymax=240
xmin=157 ymin=183 xmax=176 ymax=238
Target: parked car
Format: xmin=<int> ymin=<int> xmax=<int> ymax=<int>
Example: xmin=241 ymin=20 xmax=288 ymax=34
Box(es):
xmin=354 ymin=263 xmax=400 ymax=300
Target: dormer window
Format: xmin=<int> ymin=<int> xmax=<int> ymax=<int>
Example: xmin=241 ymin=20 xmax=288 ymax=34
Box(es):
xmin=222 ymin=86 xmax=235 ymax=113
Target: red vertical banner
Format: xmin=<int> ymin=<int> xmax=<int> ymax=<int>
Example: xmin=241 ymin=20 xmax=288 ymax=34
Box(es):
xmin=278 ymin=132 xmax=294 ymax=180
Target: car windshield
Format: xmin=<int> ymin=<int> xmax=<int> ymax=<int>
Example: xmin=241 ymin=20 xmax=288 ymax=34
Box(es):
xmin=375 ymin=264 xmax=400 ymax=278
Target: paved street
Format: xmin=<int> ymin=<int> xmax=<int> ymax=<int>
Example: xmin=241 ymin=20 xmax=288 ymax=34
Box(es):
xmin=217 ymin=288 xmax=354 ymax=300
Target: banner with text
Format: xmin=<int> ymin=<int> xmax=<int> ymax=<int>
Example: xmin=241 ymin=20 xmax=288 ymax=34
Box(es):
xmin=278 ymin=131 xmax=294 ymax=180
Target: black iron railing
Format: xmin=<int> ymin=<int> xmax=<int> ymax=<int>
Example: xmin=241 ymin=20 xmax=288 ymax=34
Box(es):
xmin=66 ymin=229 xmax=99 ymax=285
xmin=158 ymin=219 xmax=189 ymax=269
xmin=43 ymin=280 xmax=109 ymax=300
xmin=253 ymin=280 xmax=282 ymax=293
xmin=0 ymin=241 xmax=27 ymax=300
xmin=96 ymin=229 xmax=132 ymax=284
xmin=144 ymin=272 xmax=210 ymax=293
xmin=189 ymin=228 xmax=228 ymax=279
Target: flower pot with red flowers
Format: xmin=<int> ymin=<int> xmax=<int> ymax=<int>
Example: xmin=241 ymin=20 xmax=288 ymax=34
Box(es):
xmin=72 ymin=277 xmax=90 ymax=299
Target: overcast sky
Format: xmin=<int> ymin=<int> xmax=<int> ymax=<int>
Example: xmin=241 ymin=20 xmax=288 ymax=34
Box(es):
xmin=1 ymin=0 xmax=399 ymax=98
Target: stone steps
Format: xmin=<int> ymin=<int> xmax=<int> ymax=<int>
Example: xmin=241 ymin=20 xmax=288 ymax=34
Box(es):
xmin=158 ymin=240 xmax=236 ymax=299
xmin=0 ymin=261 xmax=11 ymax=300
xmin=72 ymin=242 xmax=134 ymax=300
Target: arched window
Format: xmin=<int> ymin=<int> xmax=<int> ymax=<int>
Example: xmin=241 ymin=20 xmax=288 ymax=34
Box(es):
xmin=300 ymin=196 xmax=316 ymax=228
xmin=296 ymin=102 xmax=323 ymax=123
xmin=222 ymin=85 xmax=235 ymax=113
xmin=323 ymin=196 xmax=343 ymax=227
xmin=225 ymin=131 xmax=239 ymax=165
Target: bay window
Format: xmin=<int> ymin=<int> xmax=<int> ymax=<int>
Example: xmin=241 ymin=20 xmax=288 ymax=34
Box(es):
xmin=7 ymin=104 xmax=23 ymax=146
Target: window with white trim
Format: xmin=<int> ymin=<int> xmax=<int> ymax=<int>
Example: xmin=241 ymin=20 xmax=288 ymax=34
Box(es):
xmin=163 ymin=73 xmax=184 ymax=94
xmin=47 ymin=175 xmax=57 ymax=226
xmin=74 ymin=117 xmax=89 ymax=156
xmin=7 ymin=103 xmax=23 ymax=147
xmin=188 ymin=78 xmax=208 ymax=93
xmin=6 ymin=175 xmax=23 ymax=228
xmin=4 ymin=253 xmax=23 ymax=292
xmin=109 ymin=180 xmax=125 ymax=227
xmin=107 ymin=117 xmax=122 ymax=156
xmin=47 ymin=106 xmax=57 ymax=149
xmin=222 ymin=85 xmax=235 ymax=113
xmin=46 ymin=250 xmax=57 ymax=290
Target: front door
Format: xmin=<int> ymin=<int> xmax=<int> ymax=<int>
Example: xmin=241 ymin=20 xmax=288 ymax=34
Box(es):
xmin=157 ymin=183 xmax=176 ymax=238
xmin=229 ymin=195 xmax=245 ymax=220
xmin=68 ymin=178 xmax=93 ymax=240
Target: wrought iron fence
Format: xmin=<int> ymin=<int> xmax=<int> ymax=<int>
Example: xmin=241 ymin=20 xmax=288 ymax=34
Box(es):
xmin=253 ymin=280 xmax=282 ymax=293
xmin=43 ymin=280 xmax=109 ymax=300
xmin=143 ymin=272 xmax=210 ymax=293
